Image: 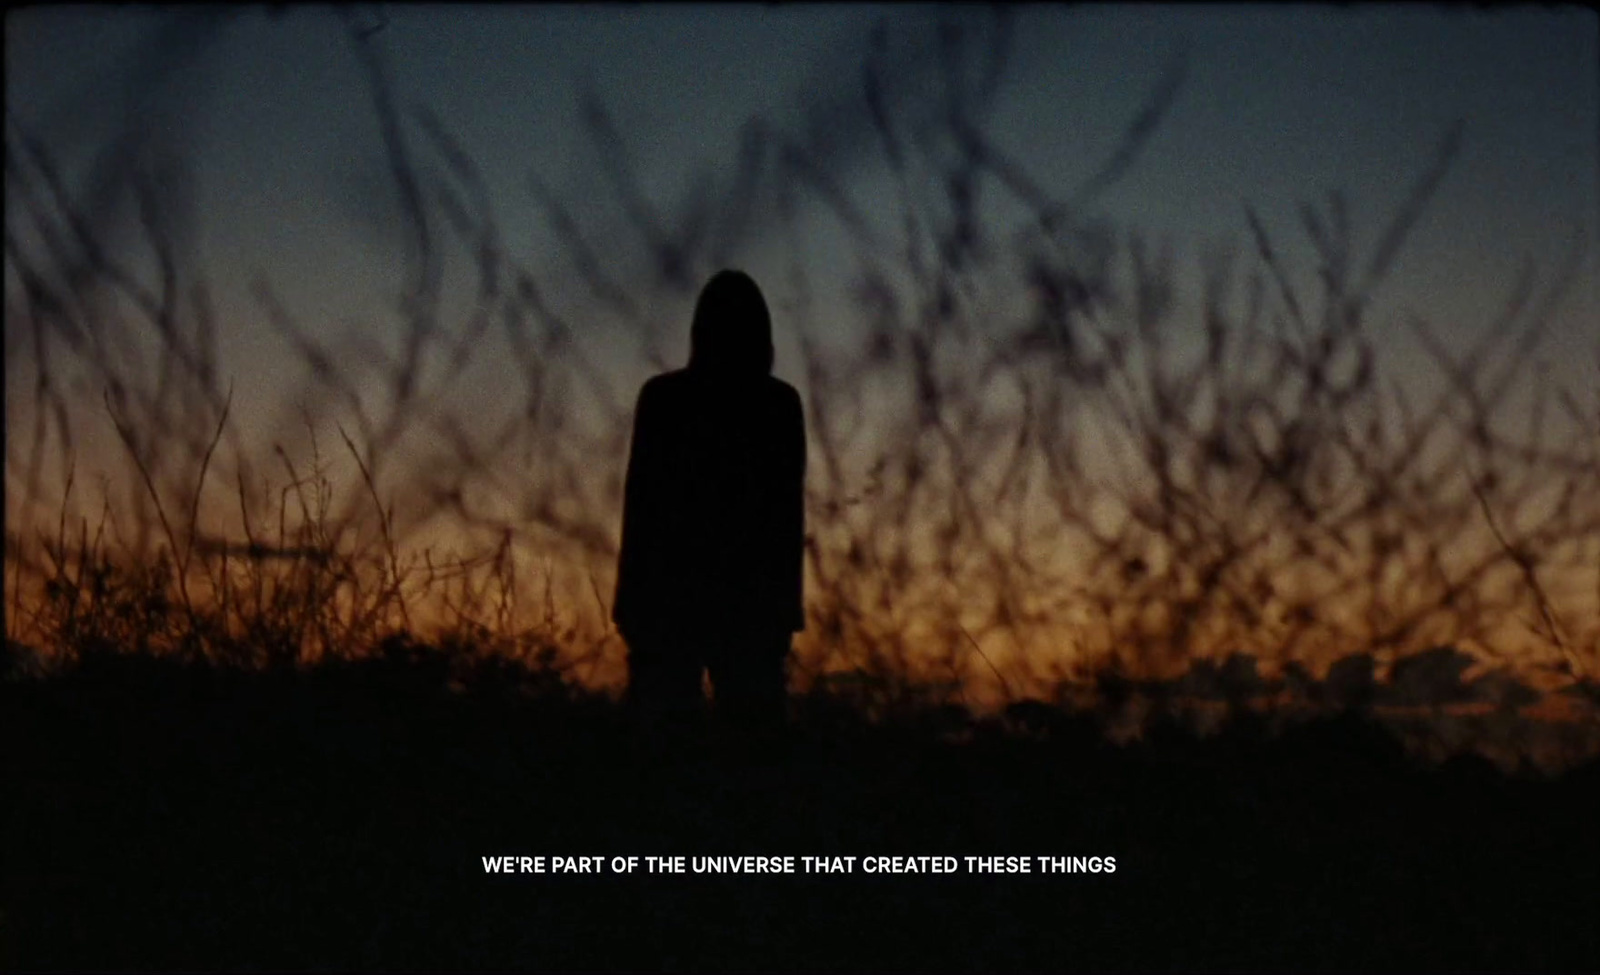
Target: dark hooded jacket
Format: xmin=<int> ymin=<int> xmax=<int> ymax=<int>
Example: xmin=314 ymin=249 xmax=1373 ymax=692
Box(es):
xmin=612 ymin=271 xmax=806 ymax=641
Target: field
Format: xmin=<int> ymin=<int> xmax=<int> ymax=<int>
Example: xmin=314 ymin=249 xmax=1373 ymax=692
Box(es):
xmin=5 ymin=10 xmax=1599 ymax=970
xmin=6 ymin=646 xmax=1599 ymax=971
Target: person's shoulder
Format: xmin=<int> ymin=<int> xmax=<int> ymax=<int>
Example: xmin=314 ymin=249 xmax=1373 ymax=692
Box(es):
xmin=631 ymin=371 xmax=692 ymax=422
xmin=640 ymin=369 xmax=692 ymax=401
xmin=762 ymin=375 xmax=802 ymax=407
xmin=647 ymin=368 xmax=692 ymax=388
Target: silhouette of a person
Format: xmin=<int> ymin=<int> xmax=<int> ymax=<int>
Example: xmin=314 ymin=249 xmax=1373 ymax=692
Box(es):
xmin=613 ymin=269 xmax=806 ymax=734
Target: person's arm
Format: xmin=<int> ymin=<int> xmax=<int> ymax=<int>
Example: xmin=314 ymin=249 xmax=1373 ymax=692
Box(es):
xmin=782 ymin=384 xmax=807 ymax=632
xmin=613 ymin=381 xmax=661 ymax=638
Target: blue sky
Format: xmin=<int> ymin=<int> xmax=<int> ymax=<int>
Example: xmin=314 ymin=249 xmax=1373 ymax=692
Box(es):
xmin=6 ymin=3 xmax=1597 ymax=483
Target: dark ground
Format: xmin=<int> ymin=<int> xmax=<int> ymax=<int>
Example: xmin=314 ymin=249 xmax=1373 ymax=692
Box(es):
xmin=4 ymin=653 xmax=1597 ymax=972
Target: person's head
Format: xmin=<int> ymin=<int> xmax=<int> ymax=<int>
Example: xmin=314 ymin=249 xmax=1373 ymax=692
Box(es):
xmin=688 ymin=269 xmax=773 ymax=377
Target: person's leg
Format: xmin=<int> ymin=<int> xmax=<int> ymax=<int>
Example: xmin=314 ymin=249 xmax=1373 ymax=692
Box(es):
xmin=706 ymin=631 xmax=790 ymax=742
xmin=626 ymin=633 xmax=706 ymax=734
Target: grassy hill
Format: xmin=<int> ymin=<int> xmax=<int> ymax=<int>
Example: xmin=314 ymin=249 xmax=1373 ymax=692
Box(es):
xmin=5 ymin=648 xmax=1597 ymax=972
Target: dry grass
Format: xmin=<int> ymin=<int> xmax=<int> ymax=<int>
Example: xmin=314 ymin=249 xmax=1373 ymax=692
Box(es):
xmin=5 ymin=12 xmax=1598 ymax=744
xmin=4 ymin=22 xmax=1600 ymax=970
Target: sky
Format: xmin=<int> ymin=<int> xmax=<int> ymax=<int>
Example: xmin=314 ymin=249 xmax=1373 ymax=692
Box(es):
xmin=7 ymin=5 xmax=1594 ymax=385
xmin=5 ymin=4 xmax=1599 ymax=672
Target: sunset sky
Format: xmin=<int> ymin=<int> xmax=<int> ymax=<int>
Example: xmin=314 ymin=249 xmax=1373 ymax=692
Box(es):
xmin=5 ymin=6 xmax=1599 ymax=674
xmin=7 ymin=4 xmax=1595 ymax=402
